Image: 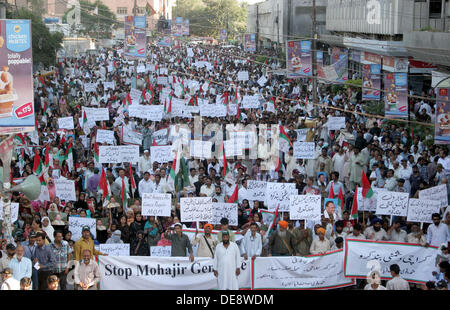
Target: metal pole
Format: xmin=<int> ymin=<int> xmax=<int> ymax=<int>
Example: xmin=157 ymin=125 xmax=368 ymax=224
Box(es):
xmin=0 ymin=0 xmax=6 ymax=19
xmin=256 ymin=4 xmax=259 ymax=53
xmin=277 ymin=3 xmax=280 ymax=54
xmin=133 ymin=0 xmax=138 ymax=89
xmin=312 ymin=0 xmax=318 ymax=110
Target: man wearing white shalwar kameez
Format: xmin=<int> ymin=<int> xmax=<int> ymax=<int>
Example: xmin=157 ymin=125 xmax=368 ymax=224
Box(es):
xmin=213 ymin=231 xmax=241 ymax=290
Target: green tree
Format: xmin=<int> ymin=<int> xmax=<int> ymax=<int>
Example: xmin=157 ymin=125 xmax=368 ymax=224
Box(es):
xmin=172 ymin=0 xmax=246 ymax=38
xmin=7 ymin=8 xmax=63 ymax=67
xmin=27 ymin=0 xmax=46 ymax=17
xmin=63 ymin=0 xmax=118 ymax=39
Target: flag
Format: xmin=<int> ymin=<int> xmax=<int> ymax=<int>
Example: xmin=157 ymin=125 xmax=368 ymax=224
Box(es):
xmin=152 ymin=138 xmax=157 ymax=146
xmin=121 ymin=176 xmax=128 ymax=210
xmin=44 ymin=146 xmax=50 ymax=168
xmin=98 ymin=167 xmax=111 ymax=200
xmin=351 ymin=186 xmax=358 ymax=220
xmin=338 ymin=187 xmax=344 ymax=212
xmin=169 ymin=152 xmax=179 ymax=181
xmin=268 ymin=204 xmax=280 ymax=236
xmin=271 ymin=97 xmax=277 ymax=109
xmin=218 ymin=141 xmax=230 ymax=177
xmin=93 ymin=140 xmax=100 ymax=162
xmin=32 ymin=150 xmax=42 ymax=175
xmin=129 ymin=163 xmax=136 ymax=198
xmin=83 ymin=110 xmax=90 ymax=135
xmin=362 ymin=171 xmax=374 ymax=198
xmin=275 ymin=157 xmax=284 ymax=172
xmin=221 ymin=91 xmax=229 ymax=105
xmin=167 ymin=95 xmax=172 ymax=114
xmin=174 ymin=154 xmax=190 ymax=192
xmin=14 ymin=134 xmax=26 ymax=146
xmin=328 ymin=183 xmax=335 ymax=199
xmin=236 ymin=102 xmax=242 ymax=121
xmin=64 ymin=142 xmax=74 ymax=171
xmin=279 ymin=126 xmax=292 ymax=147
xmin=146 ymin=2 xmax=156 ymax=15
xmin=227 ymin=184 xmax=239 ymax=203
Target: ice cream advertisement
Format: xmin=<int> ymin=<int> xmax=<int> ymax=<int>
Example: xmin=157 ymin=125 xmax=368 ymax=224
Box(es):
xmin=287 ymin=40 xmax=311 ymax=78
xmin=362 ymin=64 xmax=381 ymax=101
xmin=124 ymin=16 xmax=146 ymax=59
xmin=0 ymin=19 xmax=34 ymax=134
xmin=435 ymin=88 xmax=450 ymax=145
xmin=384 ymin=73 xmax=408 ymax=118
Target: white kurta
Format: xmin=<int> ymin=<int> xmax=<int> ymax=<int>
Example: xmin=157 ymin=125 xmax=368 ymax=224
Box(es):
xmin=213 ymin=242 xmax=241 ymax=290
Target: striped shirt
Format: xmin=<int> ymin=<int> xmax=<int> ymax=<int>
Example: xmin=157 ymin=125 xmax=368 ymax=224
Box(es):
xmin=50 ymin=241 xmax=70 ymax=273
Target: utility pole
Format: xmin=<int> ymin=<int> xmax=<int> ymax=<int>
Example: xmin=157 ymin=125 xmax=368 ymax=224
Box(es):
xmin=276 ymin=3 xmax=280 ymax=54
xmin=311 ymin=0 xmax=318 ymax=110
xmin=133 ymin=0 xmax=138 ymax=89
xmin=0 ymin=0 xmax=6 ymax=19
xmin=226 ymin=6 xmax=229 ymax=40
xmin=256 ymin=4 xmax=259 ymax=53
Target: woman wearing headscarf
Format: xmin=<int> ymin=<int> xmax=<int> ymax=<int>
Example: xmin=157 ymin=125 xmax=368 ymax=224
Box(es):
xmin=96 ymin=219 xmax=108 ymax=244
xmin=41 ymin=216 xmax=55 ymax=243
xmin=106 ymin=230 xmax=124 ymax=244
xmin=130 ymin=231 xmax=149 ymax=256
xmin=129 ymin=212 xmax=145 ymax=243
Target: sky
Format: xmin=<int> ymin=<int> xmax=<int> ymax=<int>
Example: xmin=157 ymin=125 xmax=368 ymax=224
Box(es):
xmin=238 ymin=0 xmax=265 ymax=5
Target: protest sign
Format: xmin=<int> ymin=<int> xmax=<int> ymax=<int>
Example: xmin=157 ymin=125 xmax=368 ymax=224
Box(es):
xmin=58 ymin=117 xmax=74 ymax=130
xmin=37 ymin=185 xmax=50 ymax=202
xmin=186 ymin=48 xmax=194 ymax=57
xmin=190 ymin=140 xmax=212 ymax=159
xmin=150 ymin=246 xmax=172 ymax=257
xmin=82 ymin=107 xmax=109 ymax=121
xmin=84 ymin=83 xmax=96 ymax=92
xmin=180 ymin=197 xmax=213 ymax=222
xmin=289 ymin=195 xmax=321 ymax=221
xmin=247 ymin=181 xmax=267 ymax=201
xmin=241 ymin=95 xmax=260 ymax=109
xmin=99 ymin=145 xmax=139 ymax=163
xmin=237 ymin=71 xmax=249 ymax=81
xmin=252 ymin=250 xmax=354 ymax=289
xmin=0 ymin=202 xmax=19 ymax=224
xmin=151 ymin=145 xmax=173 ymax=163
xmin=327 ymin=117 xmax=346 ymax=131
xmin=157 ymin=76 xmax=168 ymax=85
xmin=257 ymin=75 xmax=267 ymax=87
xmin=98 ymin=256 xmax=251 ymax=290
xmin=99 ymin=244 xmax=130 ymax=256
xmin=54 ymin=179 xmax=76 ymax=201
xmin=356 ymin=187 xmax=386 ymax=212
xmin=266 ymin=182 xmax=298 ymax=211
xmin=96 ymin=129 xmax=115 ymax=144
xmin=229 ymin=131 xmax=257 ymax=149
xmin=152 ymin=128 xmax=169 ymax=145
xmin=294 ymin=129 xmax=309 ymax=142
xmin=293 ymin=142 xmax=315 ymax=159
xmin=122 ymin=126 xmax=142 ymax=145
xmin=141 ymin=193 xmax=172 ymax=217
xmin=69 ymin=217 xmax=96 ymax=241
xmin=104 ymin=81 xmax=115 ymax=90
xmin=419 ymin=184 xmax=448 ymax=208
xmin=211 ymin=203 xmax=238 ymax=226
xmin=136 ymin=65 xmax=146 ymax=73
xmin=344 ymin=239 xmax=438 ymax=283
xmin=375 ymin=191 xmax=409 ymax=216
xmin=159 ymin=68 xmax=169 ymax=75
xmin=129 ymin=88 xmax=142 ymax=101
xmin=407 ymin=199 xmax=441 ymax=223
xmin=223 ymin=139 xmax=243 ymax=157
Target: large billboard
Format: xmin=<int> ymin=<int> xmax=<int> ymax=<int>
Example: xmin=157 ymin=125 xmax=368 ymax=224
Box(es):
xmin=0 ymin=19 xmax=35 ymax=135
xmin=124 ymin=16 xmax=146 ymax=58
xmin=435 ymin=88 xmax=450 ymax=145
xmin=182 ymin=19 xmax=189 ymax=36
xmin=219 ymin=29 xmax=227 ymax=41
xmin=384 ymin=73 xmax=408 ymax=118
xmin=287 ymin=40 xmax=312 ymax=78
xmin=244 ymin=34 xmax=256 ymax=52
xmin=362 ymin=64 xmax=381 ymax=101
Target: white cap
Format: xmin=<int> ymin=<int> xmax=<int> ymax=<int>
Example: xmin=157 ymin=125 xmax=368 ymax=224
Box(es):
xmin=144 ymin=149 xmax=149 ymax=153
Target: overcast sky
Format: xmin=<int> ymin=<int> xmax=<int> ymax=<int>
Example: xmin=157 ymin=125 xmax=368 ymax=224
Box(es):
xmin=239 ymin=0 xmax=265 ymax=5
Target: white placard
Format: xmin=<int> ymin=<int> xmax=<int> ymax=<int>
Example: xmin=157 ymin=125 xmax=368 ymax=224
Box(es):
xmin=37 ymin=185 xmax=50 ymax=202
xmin=407 ymin=199 xmax=441 ymax=223
xmin=128 ymin=105 xmax=164 ymax=121
xmin=99 ymin=244 xmax=130 ymax=256
xmin=0 ymin=202 xmax=19 ymax=223
xmin=150 ymin=246 xmax=172 ymax=257
xmin=151 ymin=146 xmax=173 ymax=163
xmin=266 ymin=182 xmax=298 ymax=211
xmin=289 ymin=195 xmax=321 ymax=221
xmin=159 ymin=68 xmax=168 ymax=75
xmin=58 ymin=117 xmax=74 ymax=130
xmin=257 ymin=75 xmax=267 ymax=87
xmin=328 ymin=117 xmax=346 ymax=131
xmin=190 ymin=140 xmax=212 ymax=159
xmin=186 ymin=48 xmax=194 ymax=57
xmin=69 ymin=217 xmax=96 ymax=241
xmin=96 ymin=129 xmax=115 ymax=144
xmin=84 ymin=83 xmax=96 ymax=92
xmin=104 ymin=81 xmax=115 ymax=90
xmin=294 ymin=129 xmax=309 ymax=142
xmin=223 ymin=139 xmax=243 ymax=157
xmin=142 ymin=193 xmax=172 ymax=217
xmin=54 ymin=179 xmax=76 ymax=201
xmin=237 ymin=71 xmax=249 ymax=81
xmin=418 ymin=184 xmax=448 ymax=207
xmin=152 ymin=128 xmax=169 ymax=145
xmin=241 ymin=95 xmax=260 ymax=109
xmin=375 ymin=191 xmax=409 ymax=216
xmin=247 ymin=181 xmax=267 ymax=201
xmin=136 ymin=65 xmax=146 ymax=73
xmin=129 ymin=88 xmax=141 ymax=101
xmin=122 ymin=127 xmax=143 ymax=145
xmin=211 ymin=203 xmax=238 ymax=226
xmin=157 ymin=76 xmax=168 ymax=85
xmin=180 ymin=197 xmax=213 ymax=222
xmin=82 ymin=107 xmax=109 ymax=121
xmin=357 ymin=187 xmax=386 ymax=212
xmin=99 ymin=145 xmax=140 ymax=163
xmin=229 ymin=131 xmax=256 ymax=149
xmin=344 ymin=239 xmax=438 ymax=283
xmin=293 ymin=142 xmax=315 ymax=159
xmin=199 ymin=104 xmax=227 ymax=118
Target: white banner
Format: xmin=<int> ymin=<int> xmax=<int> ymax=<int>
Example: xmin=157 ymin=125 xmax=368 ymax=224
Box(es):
xmin=159 ymin=68 xmax=168 ymax=75
xmin=407 ymin=199 xmax=441 ymax=223
xmin=344 ymin=239 xmax=438 ymax=283
xmin=99 ymin=244 xmax=130 ymax=256
xmin=122 ymin=127 xmax=143 ymax=145
xmin=54 ymin=179 xmax=76 ymax=201
xmin=151 ymin=146 xmax=173 ymax=163
xmin=357 ymin=187 xmax=386 ymax=212
xmin=247 ymin=181 xmax=267 ymax=201
xmin=180 ymin=197 xmax=213 ymax=222
xmin=99 ymin=145 xmax=140 ymax=163
xmin=327 ymin=117 xmax=346 ymax=131
xmin=84 ymin=83 xmax=96 ymax=92
xmin=375 ymin=191 xmax=409 ymax=216
xmin=289 ymin=195 xmax=321 ymax=221
xmin=82 ymin=107 xmax=109 ymax=121
xmin=293 ymin=142 xmax=315 ymax=159
xmin=223 ymin=139 xmax=243 ymax=157
xmin=419 ymin=184 xmax=448 ymax=208
xmin=69 ymin=217 xmax=96 ymax=241
xmin=136 ymin=65 xmax=146 ymax=73
xmin=96 ymin=129 xmax=115 ymax=144
xmin=157 ymin=76 xmax=168 ymax=85
xmin=211 ymin=203 xmax=238 ymax=226
xmin=237 ymin=71 xmax=249 ymax=81
xmin=241 ymin=95 xmax=260 ymax=109
xmin=98 ymin=256 xmax=251 ymax=290
xmin=128 ymin=105 xmax=163 ymax=121
xmin=152 ymin=128 xmax=169 ymax=146
xmin=150 ymin=246 xmax=172 ymax=257
xmin=142 ymin=193 xmax=172 ymax=217
xmin=265 ymin=182 xmax=298 ymax=211
xmin=252 ymin=250 xmax=354 ymax=289
xmin=58 ymin=117 xmax=74 ymax=130
xmin=104 ymin=81 xmax=115 ymax=90
xmin=190 ymin=140 xmax=212 ymax=159
xmin=199 ymin=104 xmax=227 ymax=118
xmin=130 ymin=88 xmax=142 ymax=101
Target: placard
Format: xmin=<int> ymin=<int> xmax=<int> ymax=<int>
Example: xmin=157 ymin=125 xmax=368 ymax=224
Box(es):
xmin=241 ymin=95 xmax=260 ymax=109
xmin=54 ymin=179 xmax=76 ymax=201
xmin=418 ymin=184 xmax=448 ymax=207
xmin=159 ymin=68 xmax=168 ymax=75
xmin=289 ymin=195 xmax=321 ymax=221
xmin=99 ymin=244 xmax=130 ymax=256
xmin=407 ymin=199 xmax=441 ymax=223
xmin=96 ymin=129 xmax=115 ymax=144
xmin=58 ymin=117 xmax=74 ymax=130
xmin=375 ymin=191 xmax=409 ymax=216
xmin=142 ymin=193 xmax=172 ymax=217
xmin=69 ymin=217 xmax=96 ymax=241
xmin=150 ymin=246 xmax=172 ymax=257
xmin=84 ymin=83 xmax=96 ymax=92
xmin=190 ymin=140 xmax=212 ymax=159
xmin=122 ymin=126 xmax=142 ymax=145
xmin=0 ymin=202 xmax=19 ymax=223
xmin=129 ymin=105 xmax=163 ymax=121
xmin=104 ymin=81 xmax=115 ymax=90
xmin=356 ymin=187 xmax=386 ymax=212
xmin=99 ymin=145 xmax=140 ymax=163
xmin=257 ymin=76 xmax=267 ymax=87
xmin=152 ymin=128 xmax=169 ymax=145
xmin=327 ymin=117 xmax=346 ymax=131
xmin=266 ymin=182 xmax=298 ymax=211
xmin=237 ymin=71 xmax=249 ymax=81
xmin=151 ymin=145 xmax=173 ymax=163
xmin=129 ymin=88 xmax=141 ymax=101
xmin=247 ymin=181 xmax=267 ymax=201
xmin=293 ymin=142 xmax=315 ymax=159
xmin=82 ymin=107 xmax=109 ymax=121
xmin=211 ymin=203 xmax=238 ymax=226
xmin=37 ymin=185 xmax=50 ymax=202
xmin=180 ymin=197 xmax=213 ymax=222
xmin=294 ymin=129 xmax=309 ymax=142
xmin=157 ymin=76 xmax=168 ymax=85
xmin=223 ymin=139 xmax=243 ymax=157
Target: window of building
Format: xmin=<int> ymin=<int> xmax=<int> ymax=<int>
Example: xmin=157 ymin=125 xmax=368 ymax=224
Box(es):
xmin=429 ymin=0 xmax=442 ymax=18
xmin=117 ymin=7 xmax=128 ymax=15
xmin=136 ymin=7 xmax=145 ymax=14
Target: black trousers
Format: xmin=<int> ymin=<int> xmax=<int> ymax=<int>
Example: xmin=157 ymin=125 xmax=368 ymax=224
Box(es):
xmin=38 ymin=270 xmax=53 ymax=290
xmin=56 ymin=271 xmax=68 ymax=290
